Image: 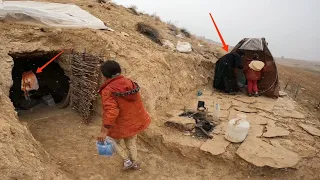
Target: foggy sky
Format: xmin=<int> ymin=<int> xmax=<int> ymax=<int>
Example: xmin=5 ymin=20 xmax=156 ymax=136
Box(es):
xmin=113 ymin=0 xmax=319 ymax=61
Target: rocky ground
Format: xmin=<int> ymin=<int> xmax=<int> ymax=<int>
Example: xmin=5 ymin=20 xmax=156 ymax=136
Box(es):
xmin=16 ymin=86 xmax=320 ymax=180
xmin=159 ymin=88 xmax=320 ymax=179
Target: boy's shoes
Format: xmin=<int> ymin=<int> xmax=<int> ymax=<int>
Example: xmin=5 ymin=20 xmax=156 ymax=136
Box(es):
xmin=254 ymin=92 xmax=259 ymax=97
xmin=122 ymin=159 xmax=141 ymax=171
xmin=123 ymin=159 xmax=134 ymax=170
xmin=247 ymin=93 xmax=252 ymax=97
xmin=131 ymin=163 xmax=141 ymax=170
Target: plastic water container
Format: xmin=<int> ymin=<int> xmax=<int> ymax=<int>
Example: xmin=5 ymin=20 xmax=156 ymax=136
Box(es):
xmin=96 ymin=138 xmax=114 ymax=156
xmin=42 ymin=94 xmax=56 ymax=107
xmin=213 ymin=96 xmax=220 ymax=119
xmin=225 ymin=114 xmax=250 ymax=143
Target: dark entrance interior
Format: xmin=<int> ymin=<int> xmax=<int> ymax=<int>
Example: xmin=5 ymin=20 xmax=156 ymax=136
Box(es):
xmin=9 ymin=51 xmax=70 ymax=110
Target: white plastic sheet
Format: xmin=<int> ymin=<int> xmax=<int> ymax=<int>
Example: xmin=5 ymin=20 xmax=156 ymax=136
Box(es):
xmin=239 ymin=38 xmax=263 ymax=51
xmin=0 ymin=1 xmax=113 ymax=30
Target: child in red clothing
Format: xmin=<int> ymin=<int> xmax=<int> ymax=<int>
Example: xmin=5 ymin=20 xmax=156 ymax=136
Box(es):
xmin=244 ymin=53 xmax=265 ymax=97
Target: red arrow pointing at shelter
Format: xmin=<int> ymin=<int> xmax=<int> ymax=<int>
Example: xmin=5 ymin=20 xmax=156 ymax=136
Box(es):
xmin=36 ymin=50 xmax=64 ymax=73
xmin=209 ymin=13 xmax=229 ymax=52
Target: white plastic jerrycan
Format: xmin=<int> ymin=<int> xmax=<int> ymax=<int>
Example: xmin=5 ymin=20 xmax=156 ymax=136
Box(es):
xmin=225 ymin=114 xmax=250 ymax=143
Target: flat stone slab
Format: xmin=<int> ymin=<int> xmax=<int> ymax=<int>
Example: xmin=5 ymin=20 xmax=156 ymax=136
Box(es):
xmin=235 ymin=96 xmax=257 ymax=104
xmin=263 ymin=125 xmax=290 ymax=138
xmin=236 ymin=137 xmax=300 ymax=168
xmin=274 ymin=110 xmax=305 ymax=119
xmin=258 ymin=112 xmax=278 ymax=121
xmin=249 ymin=102 xmax=274 ymax=112
xmin=246 ymin=114 xmax=269 ymax=125
xmin=274 ymin=139 xmax=318 ymax=158
xmin=228 ymin=111 xmax=269 ymax=126
xmin=235 ymin=107 xmax=258 ymax=113
xmin=299 ymin=124 xmax=320 ymax=136
xmin=248 ymin=125 xmax=264 ymax=138
xmin=200 ymin=135 xmax=230 ymax=155
xmin=165 ymin=117 xmax=195 ymax=131
xmin=220 ymin=101 xmax=232 ymax=110
xmin=232 ymin=100 xmax=248 ymax=107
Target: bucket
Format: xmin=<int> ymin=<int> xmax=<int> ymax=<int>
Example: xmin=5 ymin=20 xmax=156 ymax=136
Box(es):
xmin=42 ymin=94 xmax=55 ymax=107
xmin=96 ymin=138 xmax=114 ymax=156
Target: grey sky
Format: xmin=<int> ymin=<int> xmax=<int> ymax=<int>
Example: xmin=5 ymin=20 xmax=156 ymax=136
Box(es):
xmin=113 ymin=0 xmax=319 ymax=61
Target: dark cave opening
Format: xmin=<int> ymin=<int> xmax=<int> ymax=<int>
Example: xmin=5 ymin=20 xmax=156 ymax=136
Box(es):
xmin=9 ymin=51 xmax=70 ymax=110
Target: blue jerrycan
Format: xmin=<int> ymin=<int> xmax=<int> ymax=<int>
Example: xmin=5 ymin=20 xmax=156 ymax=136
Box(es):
xmin=96 ymin=137 xmax=114 ymax=156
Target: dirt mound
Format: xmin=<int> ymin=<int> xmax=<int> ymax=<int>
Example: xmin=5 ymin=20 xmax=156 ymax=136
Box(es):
xmin=0 ymin=90 xmax=70 ymax=180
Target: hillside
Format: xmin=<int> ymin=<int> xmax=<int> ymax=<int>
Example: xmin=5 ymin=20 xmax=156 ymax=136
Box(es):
xmin=276 ymin=57 xmax=320 ymax=73
xmin=0 ymin=1 xmax=320 ymax=180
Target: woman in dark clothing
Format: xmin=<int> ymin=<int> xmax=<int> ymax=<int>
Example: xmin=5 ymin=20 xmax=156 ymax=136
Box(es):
xmin=213 ymin=51 xmax=244 ymax=94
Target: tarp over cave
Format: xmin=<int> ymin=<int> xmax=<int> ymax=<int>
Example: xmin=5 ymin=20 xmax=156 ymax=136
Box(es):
xmin=231 ymin=37 xmax=280 ymax=98
xmin=0 ymin=1 xmax=113 ymax=30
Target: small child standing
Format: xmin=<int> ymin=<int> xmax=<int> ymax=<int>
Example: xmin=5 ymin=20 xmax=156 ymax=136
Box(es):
xmin=97 ymin=60 xmax=151 ymax=170
xmin=244 ymin=53 xmax=265 ymax=97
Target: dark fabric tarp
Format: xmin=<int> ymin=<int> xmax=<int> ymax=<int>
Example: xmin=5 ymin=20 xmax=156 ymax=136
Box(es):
xmin=230 ymin=38 xmax=280 ymax=98
xmin=213 ymin=53 xmax=243 ymax=93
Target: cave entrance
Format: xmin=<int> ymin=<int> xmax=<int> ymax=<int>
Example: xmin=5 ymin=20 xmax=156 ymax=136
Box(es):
xmin=9 ymin=51 xmax=70 ymax=111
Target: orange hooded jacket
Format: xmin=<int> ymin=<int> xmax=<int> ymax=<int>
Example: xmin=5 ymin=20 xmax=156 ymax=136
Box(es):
xmin=98 ymin=75 xmax=151 ymax=139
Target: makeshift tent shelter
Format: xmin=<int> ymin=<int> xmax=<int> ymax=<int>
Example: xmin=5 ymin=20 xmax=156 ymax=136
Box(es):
xmin=231 ymin=38 xmax=280 ymax=98
xmin=0 ymin=1 xmax=113 ymax=30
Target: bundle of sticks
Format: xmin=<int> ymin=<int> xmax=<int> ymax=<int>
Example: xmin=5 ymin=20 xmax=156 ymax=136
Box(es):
xmin=69 ymin=50 xmax=103 ymax=123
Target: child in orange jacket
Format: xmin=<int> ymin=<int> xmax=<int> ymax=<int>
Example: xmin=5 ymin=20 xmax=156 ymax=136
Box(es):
xmin=97 ymin=60 xmax=151 ymax=170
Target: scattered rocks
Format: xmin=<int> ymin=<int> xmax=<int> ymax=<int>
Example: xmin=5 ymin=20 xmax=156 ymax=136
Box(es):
xmin=176 ymin=34 xmax=184 ymax=38
xmin=235 ymin=107 xmax=258 ymax=113
xmin=176 ymin=41 xmax=192 ymax=53
xmin=279 ymin=91 xmax=288 ymax=97
xmin=263 ymin=125 xmax=290 ymax=138
xmin=200 ymin=135 xmax=230 ymax=155
xmin=274 ymin=110 xmax=305 ymax=119
xmin=236 ymin=137 xmax=300 ymax=168
xmin=299 ymin=124 xmax=320 ymax=137
xmin=162 ymin=39 xmax=175 ymax=50
xmin=120 ymin=31 xmax=129 ymax=37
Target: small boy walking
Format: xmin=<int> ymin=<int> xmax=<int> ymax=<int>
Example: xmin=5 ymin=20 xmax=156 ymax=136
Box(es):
xmin=244 ymin=53 xmax=265 ymax=97
xmin=97 ymin=60 xmax=151 ymax=170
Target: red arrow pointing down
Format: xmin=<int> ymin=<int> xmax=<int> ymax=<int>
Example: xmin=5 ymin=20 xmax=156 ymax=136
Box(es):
xmin=209 ymin=13 xmax=229 ymax=52
xmin=36 ymin=50 xmax=64 ymax=73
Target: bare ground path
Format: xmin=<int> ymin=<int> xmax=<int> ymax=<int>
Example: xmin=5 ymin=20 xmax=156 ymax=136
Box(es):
xmin=19 ymin=106 xmax=242 ymax=180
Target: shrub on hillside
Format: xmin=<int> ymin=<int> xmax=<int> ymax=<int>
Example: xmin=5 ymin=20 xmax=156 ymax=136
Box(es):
xmin=128 ymin=5 xmax=139 ymax=15
xmin=167 ymin=21 xmax=179 ymax=35
xmin=181 ymin=28 xmax=191 ymax=38
xmin=151 ymin=13 xmax=161 ymax=21
xmin=136 ymin=22 xmax=162 ymax=45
